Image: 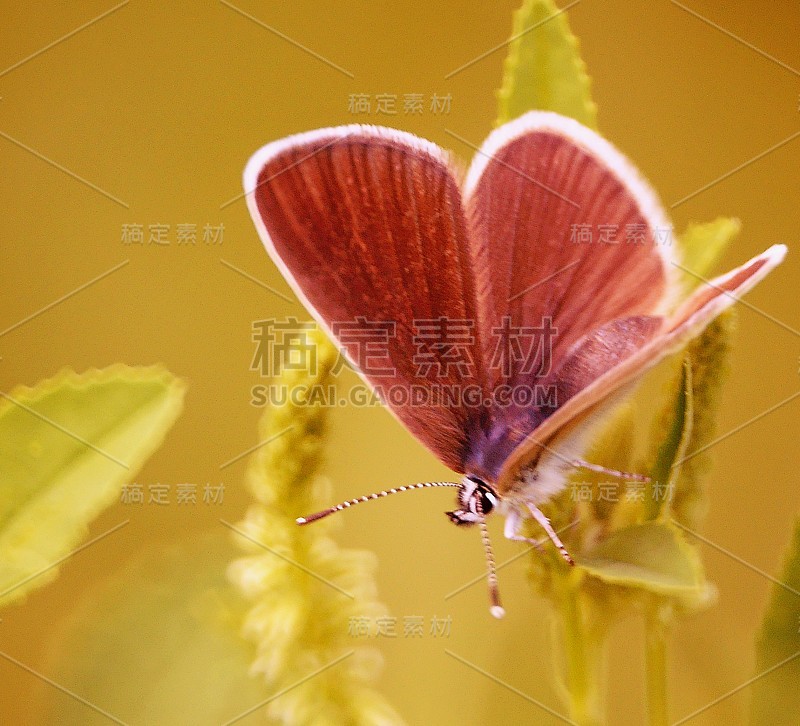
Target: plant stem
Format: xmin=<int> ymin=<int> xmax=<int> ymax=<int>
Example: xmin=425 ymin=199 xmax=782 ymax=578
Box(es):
xmin=559 ymin=575 xmax=604 ymax=726
xmin=645 ymin=605 xmax=669 ymax=726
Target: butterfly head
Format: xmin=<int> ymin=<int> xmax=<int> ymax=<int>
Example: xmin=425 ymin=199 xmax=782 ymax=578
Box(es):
xmin=446 ymin=475 xmax=499 ymax=526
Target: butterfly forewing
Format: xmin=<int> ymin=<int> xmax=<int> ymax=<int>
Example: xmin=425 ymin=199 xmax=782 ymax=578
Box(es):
xmin=245 ymin=126 xmax=488 ymax=472
xmin=459 ymin=113 xmax=677 ymax=480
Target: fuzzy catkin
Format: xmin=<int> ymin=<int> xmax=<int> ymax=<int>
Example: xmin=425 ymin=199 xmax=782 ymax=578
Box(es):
xmin=228 ymin=328 xmax=404 ymax=725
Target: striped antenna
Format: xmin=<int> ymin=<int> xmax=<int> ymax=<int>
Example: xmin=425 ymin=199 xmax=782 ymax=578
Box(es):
xmin=476 ymin=497 xmax=505 ymax=619
xmin=296 ymin=481 xmax=462 ymax=525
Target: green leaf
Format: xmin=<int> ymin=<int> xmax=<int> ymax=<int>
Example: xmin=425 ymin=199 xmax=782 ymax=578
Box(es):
xmin=497 ymin=0 xmax=597 ymax=128
xmin=0 ymin=365 xmax=185 ymax=607
xmin=578 ymin=522 xmax=708 ymax=602
xmin=670 ymin=311 xmax=735 ymax=528
xmin=40 ymin=533 xmax=268 ymax=726
xmin=678 ymin=217 xmax=741 ymax=289
xmin=644 ymin=359 xmax=693 ymax=520
xmin=750 ymin=519 xmax=800 ymax=726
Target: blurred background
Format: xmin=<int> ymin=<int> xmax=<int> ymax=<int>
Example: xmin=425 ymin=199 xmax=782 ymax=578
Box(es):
xmin=1 ymin=1 xmax=798 ymax=723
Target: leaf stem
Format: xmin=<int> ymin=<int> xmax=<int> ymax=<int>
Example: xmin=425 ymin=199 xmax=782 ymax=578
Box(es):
xmin=558 ymin=573 xmax=605 ymax=726
xmin=645 ymin=605 xmax=669 ymax=726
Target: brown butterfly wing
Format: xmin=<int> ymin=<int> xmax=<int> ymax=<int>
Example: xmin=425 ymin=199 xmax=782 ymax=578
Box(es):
xmin=460 ymin=112 xmax=678 ymax=481
xmin=245 ymin=117 xmax=785 ymax=488
xmin=496 ymin=244 xmax=786 ymax=494
xmin=244 ymin=126 xmax=488 ymax=472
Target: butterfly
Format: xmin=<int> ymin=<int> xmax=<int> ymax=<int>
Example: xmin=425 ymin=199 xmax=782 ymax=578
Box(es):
xmin=244 ymin=111 xmax=786 ymax=617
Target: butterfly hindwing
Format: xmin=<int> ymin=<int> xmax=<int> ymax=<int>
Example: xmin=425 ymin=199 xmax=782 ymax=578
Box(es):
xmin=496 ymin=244 xmax=786 ymax=494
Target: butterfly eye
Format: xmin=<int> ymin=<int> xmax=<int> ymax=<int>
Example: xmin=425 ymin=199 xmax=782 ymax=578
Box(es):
xmin=479 ymin=490 xmax=497 ymax=515
xmin=464 ymin=480 xmax=498 ymax=516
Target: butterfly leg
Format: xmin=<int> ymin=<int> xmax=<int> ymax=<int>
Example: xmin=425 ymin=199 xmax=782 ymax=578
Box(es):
xmin=571 ymin=459 xmax=650 ymax=482
xmin=503 ymin=509 xmax=545 ymax=552
xmin=527 ymin=504 xmax=575 ymax=566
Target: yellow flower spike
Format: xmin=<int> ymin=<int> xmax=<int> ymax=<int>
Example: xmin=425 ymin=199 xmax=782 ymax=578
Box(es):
xmin=228 ymin=327 xmax=403 ymax=726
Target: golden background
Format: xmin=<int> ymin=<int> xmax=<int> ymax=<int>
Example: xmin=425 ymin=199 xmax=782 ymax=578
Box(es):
xmin=1 ymin=1 xmax=798 ymax=724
